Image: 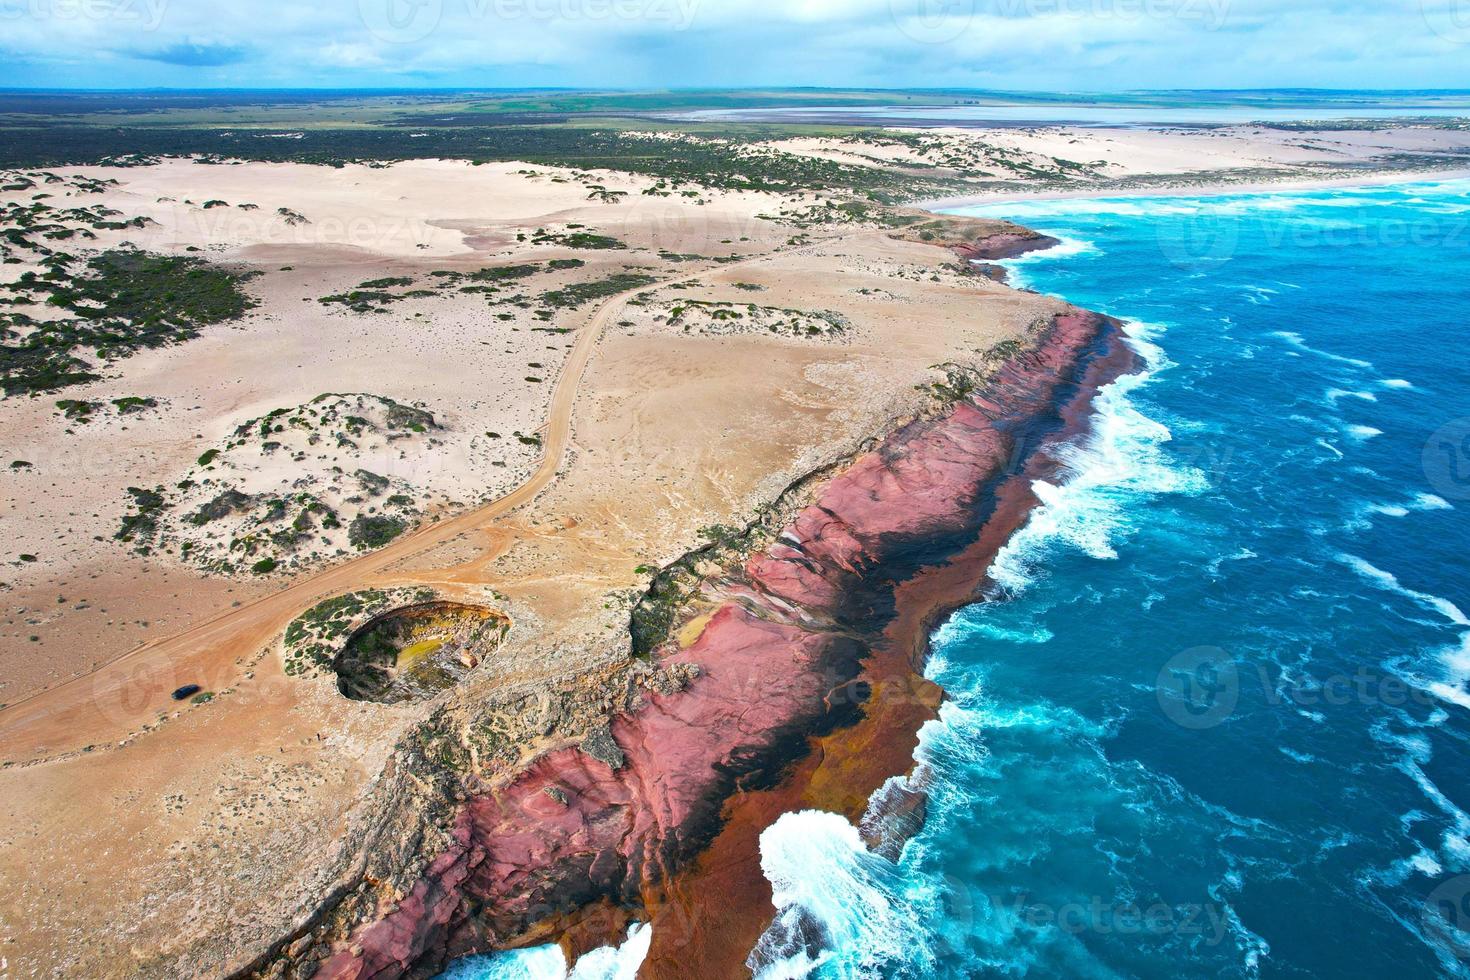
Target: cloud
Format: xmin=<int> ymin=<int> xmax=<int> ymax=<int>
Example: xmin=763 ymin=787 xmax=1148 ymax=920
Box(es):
xmin=316 ymin=42 xmax=388 ymax=69
xmin=130 ymin=41 xmax=249 ymax=67
xmin=0 ymin=0 xmax=1466 ymax=89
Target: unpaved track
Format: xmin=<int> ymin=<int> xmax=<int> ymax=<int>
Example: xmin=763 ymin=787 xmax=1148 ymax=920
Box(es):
xmin=0 ymin=243 xmax=827 ymax=764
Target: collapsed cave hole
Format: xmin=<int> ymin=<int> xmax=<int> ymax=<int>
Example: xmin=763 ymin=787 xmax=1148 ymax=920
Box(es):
xmin=333 ymin=601 xmax=508 ymax=703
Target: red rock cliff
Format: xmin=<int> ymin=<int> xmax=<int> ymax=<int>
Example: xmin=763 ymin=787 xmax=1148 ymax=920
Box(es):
xmin=311 ymin=307 xmax=1139 ymax=980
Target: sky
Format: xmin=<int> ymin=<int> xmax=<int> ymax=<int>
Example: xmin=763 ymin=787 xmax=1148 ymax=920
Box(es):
xmin=2 ymin=0 xmax=1470 ymax=91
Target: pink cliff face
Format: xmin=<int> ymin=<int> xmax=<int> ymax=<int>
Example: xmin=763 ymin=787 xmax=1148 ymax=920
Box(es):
xmin=315 ymin=309 xmax=1134 ymax=980
xmin=952 ymin=230 xmax=1063 ymax=262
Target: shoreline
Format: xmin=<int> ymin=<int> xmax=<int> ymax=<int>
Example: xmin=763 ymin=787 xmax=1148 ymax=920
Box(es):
xmin=0 ymin=166 xmax=1060 ymax=977
xmin=643 ymin=309 xmax=1141 ymax=978
xmin=917 ymin=165 xmax=1470 ymax=211
xmin=8 ymin=118 xmax=1470 ymax=980
xmin=274 ymin=245 xmax=1143 ymax=977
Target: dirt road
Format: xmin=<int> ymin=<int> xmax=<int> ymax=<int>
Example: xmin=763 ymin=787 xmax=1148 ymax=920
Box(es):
xmin=0 ymin=243 xmax=824 ymax=765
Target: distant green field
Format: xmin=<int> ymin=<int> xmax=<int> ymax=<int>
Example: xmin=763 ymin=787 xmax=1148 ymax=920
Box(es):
xmin=0 ymin=87 xmax=972 ymax=131
xmin=0 ymin=87 xmax=1010 ymax=171
xmin=0 ymin=93 xmax=973 ymax=200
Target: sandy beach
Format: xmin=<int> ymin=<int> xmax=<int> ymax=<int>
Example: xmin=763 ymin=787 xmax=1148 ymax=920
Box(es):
xmin=919 ymin=166 xmax=1470 ymax=210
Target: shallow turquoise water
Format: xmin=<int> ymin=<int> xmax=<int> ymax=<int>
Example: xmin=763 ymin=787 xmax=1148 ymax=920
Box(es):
xmin=747 ymin=179 xmax=1470 ymax=978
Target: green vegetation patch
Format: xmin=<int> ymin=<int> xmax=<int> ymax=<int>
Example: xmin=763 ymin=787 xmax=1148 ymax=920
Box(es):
xmin=55 ymin=398 xmax=98 ymax=421
xmin=530 ymin=229 xmax=626 ymax=250
xmin=111 ymin=395 xmax=157 ymax=414
xmin=539 ymin=272 xmax=657 ymax=308
xmin=282 ymin=585 xmax=437 ymax=677
xmin=110 ymin=393 xmax=434 ymax=572
xmin=115 ymin=485 xmax=167 ymax=545
xmin=318 ymin=275 xmax=436 ymax=313
xmin=469 ymin=263 xmax=540 ymax=281
xmin=2 ymin=248 xmax=258 ymax=397
xmin=348 ymin=514 xmax=406 ymax=550
xmin=660 ymin=299 xmax=847 ymax=339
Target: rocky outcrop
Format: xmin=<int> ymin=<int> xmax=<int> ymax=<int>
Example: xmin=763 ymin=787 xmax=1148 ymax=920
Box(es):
xmin=281 ymin=304 xmax=1138 ymax=980
xmin=952 ymin=229 xmax=1062 ymax=261
xmin=333 ymin=602 xmax=509 ymax=703
xmin=643 ymin=307 xmax=1139 ymax=976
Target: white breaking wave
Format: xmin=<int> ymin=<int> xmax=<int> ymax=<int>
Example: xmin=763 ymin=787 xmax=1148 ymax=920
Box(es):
xmin=986 ymin=320 xmax=1205 ymax=594
xmin=1343 ymin=551 xmax=1470 ymax=710
xmin=1345 ymin=496 xmax=1470 ymax=710
xmin=748 ymin=811 xmax=932 ymax=980
xmin=931 ymin=614 xmax=1053 ymax=647
xmin=1008 ymin=233 xmax=1098 ymax=263
xmin=1379 ymin=718 xmax=1470 ymax=866
xmin=1374 ymin=847 xmax=1444 ymax=888
xmin=1269 ymin=330 xmax=1375 ymax=369
xmin=955 ymin=180 xmax=1470 ymax=228
xmin=1347 ymin=493 xmax=1453 ymax=530
xmin=1421 ymin=633 xmax=1470 ymax=712
xmin=990 ymin=233 xmax=1098 ymax=290
xmin=928 ymin=692 xmax=1107 ymax=743
xmin=1335 ymin=553 xmax=1470 ymax=627
xmin=440 ymin=923 xmax=651 ymax=980
xmin=1345 ymin=425 xmax=1383 ymax=442
xmin=953 ymin=198 xmax=1181 ymax=221
xmin=747 ymin=687 xmax=1107 ymax=980
xmin=567 ymin=924 xmax=652 ymax=980
xmin=439 ymin=947 xmax=567 ymax=980
xmin=1326 ymin=387 xmax=1378 ymax=405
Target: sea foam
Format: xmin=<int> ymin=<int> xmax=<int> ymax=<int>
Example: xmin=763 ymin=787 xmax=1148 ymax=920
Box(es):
xmin=1335 ymin=553 xmax=1470 ymax=627
xmin=440 ymin=923 xmax=651 ymax=980
xmin=743 ymin=177 xmax=1470 ymax=979
xmin=987 ymin=321 xmax=1203 ymax=593
xmin=991 ymin=232 xmax=1098 ymax=289
xmin=747 ymin=810 xmax=930 ymax=980
xmin=1269 ymin=330 xmax=1375 ymax=369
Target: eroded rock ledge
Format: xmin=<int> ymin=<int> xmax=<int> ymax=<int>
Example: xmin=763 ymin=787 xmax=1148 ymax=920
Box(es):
xmin=250 ymin=302 xmax=1138 ymax=980
xmin=952 ymin=228 xmax=1063 ymax=261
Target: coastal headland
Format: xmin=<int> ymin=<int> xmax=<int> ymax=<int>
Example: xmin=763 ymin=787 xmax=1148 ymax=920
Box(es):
xmin=298 ymin=301 xmax=1138 ymax=980
xmin=0 ymin=154 xmax=1063 ymax=977
xmin=2 ymin=102 xmax=1468 ymax=977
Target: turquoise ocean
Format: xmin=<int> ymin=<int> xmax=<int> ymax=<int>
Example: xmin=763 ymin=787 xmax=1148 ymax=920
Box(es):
xmin=452 ymin=178 xmax=1470 ymax=978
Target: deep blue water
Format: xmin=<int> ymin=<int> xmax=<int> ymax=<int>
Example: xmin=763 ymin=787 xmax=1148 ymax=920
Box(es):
xmin=446 ymin=179 xmax=1470 ymax=979
xmin=747 ymin=179 xmax=1470 ymax=979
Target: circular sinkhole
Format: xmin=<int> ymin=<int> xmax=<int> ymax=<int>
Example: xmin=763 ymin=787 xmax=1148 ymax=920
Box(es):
xmin=333 ymin=601 xmax=508 ymax=703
